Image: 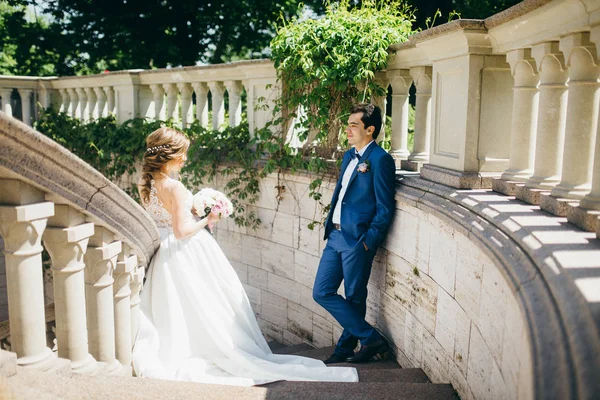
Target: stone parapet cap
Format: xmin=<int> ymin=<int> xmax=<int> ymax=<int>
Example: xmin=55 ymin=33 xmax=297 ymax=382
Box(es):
xmin=0 ymin=113 xmax=159 ymax=267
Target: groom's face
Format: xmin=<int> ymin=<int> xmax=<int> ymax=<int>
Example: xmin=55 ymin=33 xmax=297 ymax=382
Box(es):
xmin=346 ymin=112 xmax=374 ymax=149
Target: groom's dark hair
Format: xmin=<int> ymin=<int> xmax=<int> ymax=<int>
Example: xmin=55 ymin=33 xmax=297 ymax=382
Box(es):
xmin=350 ymin=103 xmax=383 ymax=140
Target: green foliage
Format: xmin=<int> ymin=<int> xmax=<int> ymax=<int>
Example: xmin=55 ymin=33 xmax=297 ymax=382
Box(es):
xmin=271 ymin=0 xmax=415 ymax=152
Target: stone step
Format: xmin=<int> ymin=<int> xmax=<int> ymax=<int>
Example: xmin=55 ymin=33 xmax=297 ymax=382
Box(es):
xmin=260 ymin=382 xmax=458 ymax=400
xmin=267 ymin=340 xmax=286 ymax=352
xmin=358 ymin=368 xmax=430 ymax=383
xmin=291 ymin=345 xmax=402 ymax=370
xmin=272 ymin=342 xmax=315 ymax=355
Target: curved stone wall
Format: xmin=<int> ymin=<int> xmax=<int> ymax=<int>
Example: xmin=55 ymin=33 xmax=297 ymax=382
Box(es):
xmin=212 ymin=170 xmax=599 ymax=400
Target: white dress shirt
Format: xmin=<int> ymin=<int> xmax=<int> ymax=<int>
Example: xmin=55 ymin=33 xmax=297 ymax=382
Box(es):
xmin=332 ymin=141 xmax=374 ymax=225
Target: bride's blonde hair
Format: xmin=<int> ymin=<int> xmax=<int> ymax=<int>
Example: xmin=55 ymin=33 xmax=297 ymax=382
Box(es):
xmin=139 ymin=127 xmax=190 ymax=204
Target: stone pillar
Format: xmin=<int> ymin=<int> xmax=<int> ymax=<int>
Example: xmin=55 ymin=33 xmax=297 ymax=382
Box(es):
xmin=1 ymin=88 xmax=13 ymax=117
xmin=177 ymin=83 xmax=193 ymax=129
xmin=129 ymin=266 xmax=145 ymax=344
xmin=0 ymin=180 xmax=55 ymax=369
xmin=84 ymin=227 xmax=121 ymax=373
xmin=192 ymin=82 xmax=209 ymax=128
xmin=149 ymin=84 xmax=166 ymax=121
xmin=163 ymin=83 xmax=179 ymax=122
xmin=501 ymin=49 xmax=540 ymax=183
xmin=43 ymin=205 xmax=97 ymax=373
xmin=93 ymin=88 xmax=107 ymax=119
xmin=225 ymin=81 xmax=243 ymax=127
xmin=372 ymin=76 xmax=389 ymax=145
xmin=242 ymin=81 xmax=255 ymax=137
xmin=523 ymin=42 xmax=568 ymax=196
xmin=104 ymin=87 xmax=116 ymax=116
xmin=407 ymin=66 xmax=432 ymax=169
xmin=75 ymin=88 xmax=88 ymax=122
xmin=208 ymin=82 xmax=225 ymax=130
xmin=387 ymin=70 xmax=413 ymax=165
xmin=113 ymin=246 xmax=136 ymax=367
xmin=17 ymin=89 xmax=33 ymax=126
xmin=59 ymin=89 xmax=69 ymax=114
xmin=84 ymin=88 xmax=97 ymax=121
xmin=551 ymin=33 xmax=600 ymax=200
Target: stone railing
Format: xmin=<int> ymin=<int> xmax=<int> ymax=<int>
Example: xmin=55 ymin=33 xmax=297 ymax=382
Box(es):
xmin=0 ymin=113 xmax=159 ymax=374
xmin=383 ymin=0 xmax=600 ymax=239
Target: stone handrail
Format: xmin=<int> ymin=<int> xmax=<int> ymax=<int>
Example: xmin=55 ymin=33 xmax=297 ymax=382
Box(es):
xmin=0 ymin=112 xmax=158 ymax=374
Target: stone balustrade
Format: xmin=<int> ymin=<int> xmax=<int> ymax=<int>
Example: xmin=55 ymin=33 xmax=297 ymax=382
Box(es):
xmin=0 ymin=113 xmax=160 ymax=375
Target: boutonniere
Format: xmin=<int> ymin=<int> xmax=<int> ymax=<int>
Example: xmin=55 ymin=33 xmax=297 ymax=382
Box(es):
xmin=357 ymin=160 xmax=370 ymax=173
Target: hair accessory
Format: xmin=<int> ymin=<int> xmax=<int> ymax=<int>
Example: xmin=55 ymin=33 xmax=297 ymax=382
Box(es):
xmin=146 ymin=144 xmax=170 ymax=154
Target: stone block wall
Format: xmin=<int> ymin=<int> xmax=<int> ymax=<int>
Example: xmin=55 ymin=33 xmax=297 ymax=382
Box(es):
xmin=210 ymin=171 xmax=533 ymax=400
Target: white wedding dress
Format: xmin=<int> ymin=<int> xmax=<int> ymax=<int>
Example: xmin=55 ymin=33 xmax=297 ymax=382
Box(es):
xmin=132 ymin=179 xmax=358 ymax=386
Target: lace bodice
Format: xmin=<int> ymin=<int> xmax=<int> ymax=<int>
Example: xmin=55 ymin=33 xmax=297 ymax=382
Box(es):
xmin=143 ymin=179 xmax=194 ymax=230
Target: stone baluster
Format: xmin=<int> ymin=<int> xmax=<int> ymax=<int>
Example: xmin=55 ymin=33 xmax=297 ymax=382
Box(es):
xmin=1 ymin=88 xmax=13 ymax=117
xmin=93 ymin=88 xmax=107 ymax=119
xmin=177 ymin=83 xmax=193 ymax=129
xmin=548 ymin=33 xmax=599 ymax=204
xmin=406 ymin=66 xmax=433 ymax=171
xmin=104 ymin=87 xmax=116 ymax=115
xmin=75 ymin=88 xmax=88 ymax=122
xmin=192 ymin=82 xmax=209 ymax=127
xmin=66 ymin=89 xmax=78 ymax=119
xmin=163 ymin=83 xmax=179 ymax=122
xmin=42 ymin=204 xmax=97 ymax=373
xmin=84 ymin=226 xmax=122 ymax=373
xmin=387 ymin=70 xmax=413 ymax=165
xmin=225 ymin=81 xmax=243 ymax=127
xmin=498 ymin=49 xmax=540 ymax=188
xmin=17 ymin=89 xmax=33 ymax=126
xmin=129 ymin=266 xmax=145 ymax=345
xmin=113 ymin=245 xmax=136 ymax=367
xmin=149 ymin=84 xmax=166 ymax=121
xmin=84 ymin=88 xmax=97 ymax=121
xmin=242 ymin=81 xmax=255 ymax=137
xmin=520 ymin=42 xmax=569 ymax=204
xmin=372 ymin=76 xmax=389 ymax=145
xmin=208 ymin=81 xmax=225 ymax=130
xmin=59 ymin=89 xmax=69 ymax=114
xmin=0 ymin=180 xmax=55 ymax=369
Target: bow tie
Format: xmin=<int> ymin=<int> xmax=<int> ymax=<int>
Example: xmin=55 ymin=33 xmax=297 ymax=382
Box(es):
xmin=350 ymin=150 xmax=361 ymax=161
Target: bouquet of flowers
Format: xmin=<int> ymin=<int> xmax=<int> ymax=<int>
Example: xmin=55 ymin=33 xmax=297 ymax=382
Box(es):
xmin=192 ymin=188 xmax=233 ymax=219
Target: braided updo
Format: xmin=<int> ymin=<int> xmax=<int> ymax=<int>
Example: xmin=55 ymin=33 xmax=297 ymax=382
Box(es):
xmin=139 ymin=127 xmax=190 ymax=204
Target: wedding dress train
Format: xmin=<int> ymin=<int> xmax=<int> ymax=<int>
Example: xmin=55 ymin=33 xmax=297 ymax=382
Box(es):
xmin=132 ymin=180 xmax=358 ymax=386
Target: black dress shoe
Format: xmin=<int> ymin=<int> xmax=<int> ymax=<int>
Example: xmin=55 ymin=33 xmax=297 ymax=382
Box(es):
xmin=323 ymin=353 xmax=352 ymax=364
xmin=346 ymin=338 xmax=388 ymax=363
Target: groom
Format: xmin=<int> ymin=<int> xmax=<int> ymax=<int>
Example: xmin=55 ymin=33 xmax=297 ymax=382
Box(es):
xmin=313 ymin=103 xmax=396 ymax=364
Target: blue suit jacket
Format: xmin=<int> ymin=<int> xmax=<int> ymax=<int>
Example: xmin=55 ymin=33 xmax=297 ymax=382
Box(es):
xmin=323 ymin=143 xmax=396 ymax=250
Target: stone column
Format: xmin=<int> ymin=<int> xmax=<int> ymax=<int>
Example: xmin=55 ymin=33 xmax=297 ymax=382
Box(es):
xmin=84 ymin=226 xmax=121 ymax=373
xmin=17 ymin=89 xmax=33 ymax=126
xmin=407 ymin=66 xmax=432 ymax=169
xmin=387 ymin=70 xmax=413 ymax=165
xmin=1 ymin=88 xmax=13 ymax=117
xmin=93 ymin=88 xmax=107 ymax=119
xmin=522 ymin=42 xmax=568 ymax=198
xmin=68 ymin=89 xmax=80 ymax=118
xmin=225 ymin=81 xmax=243 ymax=127
xmin=208 ymin=81 xmax=225 ymax=130
xmin=192 ymin=82 xmax=209 ymax=128
xmin=551 ymin=33 xmax=600 ymax=200
xmin=104 ymin=87 xmax=116 ymax=115
xmin=501 ymin=49 xmax=540 ymax=183
xmin=84 ymin=88 xmax=97 ymax=121
xmin=59 ymin=89 xmax=69 ymax=114
xmin=149 ymin=84 xmax=166 ymax=121
xmin=129 ymin=266 xmax=145 ymax=345
xmin=372 ymin=76 xmax=389 ymax=145
xmin=0 ymin=180 xmax=55 ymax=369
xmin=75 ymin=88 xmax=88 ymax=122
xmin=177 ymin=83 xmax=193 ymax=129
xmin=43 ymin=205 xmax=97 ymax=373
xmin=163 ymin=83 xmax=179 ymax=122
xmin=113 ymin=246 xmax=136 ymax=366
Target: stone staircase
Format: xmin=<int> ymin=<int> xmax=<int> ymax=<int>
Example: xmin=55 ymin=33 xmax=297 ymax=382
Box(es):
xmin=0 ymin=342 xmax=459 ymax=399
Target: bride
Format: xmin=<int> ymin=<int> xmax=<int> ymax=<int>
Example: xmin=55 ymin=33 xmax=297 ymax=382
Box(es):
xmin=132 ymin=127 xmax=358 ymax=386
